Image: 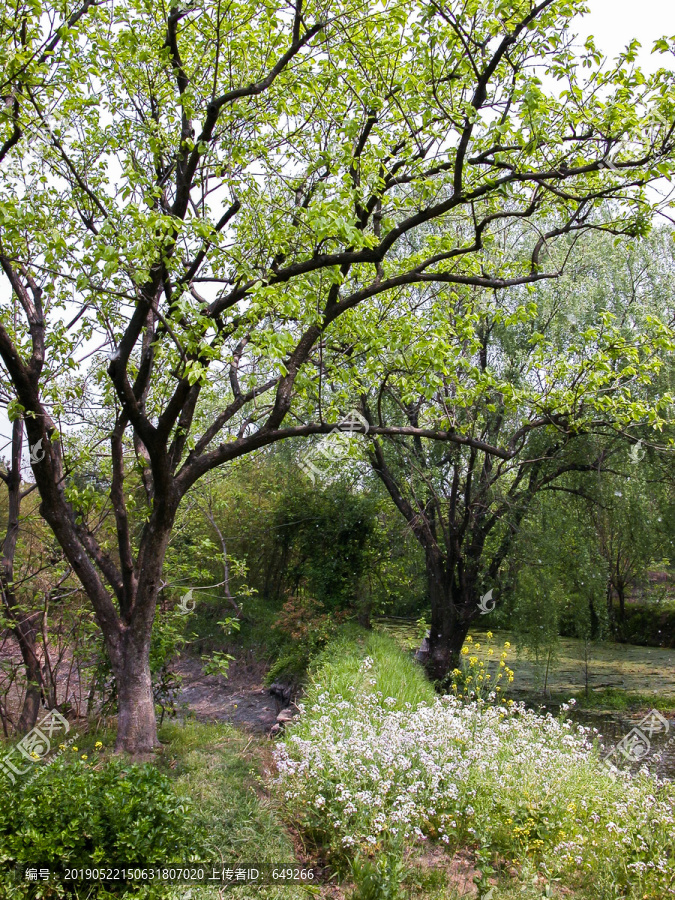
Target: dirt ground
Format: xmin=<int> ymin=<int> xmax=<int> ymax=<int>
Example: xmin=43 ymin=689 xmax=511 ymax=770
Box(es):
xmin=172 ymin=652 xmax=287 ymax=733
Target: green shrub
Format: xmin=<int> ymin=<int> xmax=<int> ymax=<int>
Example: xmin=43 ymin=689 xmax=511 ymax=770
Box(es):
xmin=0 ymin=755 xmax=205 ymax=896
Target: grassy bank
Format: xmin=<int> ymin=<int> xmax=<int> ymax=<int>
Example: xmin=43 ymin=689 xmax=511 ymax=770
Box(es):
xmin=276 ymin=629 xmax=675 ymax=899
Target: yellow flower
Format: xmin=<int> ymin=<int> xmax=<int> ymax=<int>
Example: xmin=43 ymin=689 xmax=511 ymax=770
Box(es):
xmin=72 ymin=747 xmax=78 ymax=752
xmin=461 ymin=646 xmax=469 ymax=655
xmin=465 ymin=636 xmax=473 ymax=643
xmin=487 ymin=648 xmax=494 ymax=656
xmin=504 ymin=641 xmax=511 ymax=649
xmin=474 ymin=643 xmax=481 ymax=650
xmin=486 ymin=631 xmax=493 ymax=639
xmin=95 ymin=742 xmax=103 ymax=750
xmin=500 ymin=660 xmax=506 ymax=667
xmin=81 ymin=754 xmax=88 ymax=761
xmin=508 ymin=675 xmax=514 ymax=682
xmin=58 ymin=744 xmax=66 ymax=750
xmin=452 ymin=668 xmax=461 ymax=676
xmin=469 ymin=656 xmax=478 ymax=665
xmin=567 ymin=802 xmax=576 ymax=813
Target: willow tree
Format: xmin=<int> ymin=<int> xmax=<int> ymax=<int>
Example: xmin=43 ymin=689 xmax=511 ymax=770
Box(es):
xmin=0 ymin=0 xmax=674 ymax=751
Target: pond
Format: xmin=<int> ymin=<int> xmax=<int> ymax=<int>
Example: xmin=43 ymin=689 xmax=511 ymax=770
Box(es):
xmin=374 ymin=618 xmax=675 ymax=779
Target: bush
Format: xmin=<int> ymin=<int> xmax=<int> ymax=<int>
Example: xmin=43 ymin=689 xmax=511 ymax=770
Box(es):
xmin=265 ymin=595 xmax=346 ymax=685
xmin=0 ymin=754 xmax=205 ymax=896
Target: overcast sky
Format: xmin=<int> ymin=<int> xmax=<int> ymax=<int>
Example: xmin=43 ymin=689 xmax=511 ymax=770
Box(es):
xmin=580 ymin=0 xmax=675 ymax=68
xmin=2 ymin=0 xmax=675 ymax=460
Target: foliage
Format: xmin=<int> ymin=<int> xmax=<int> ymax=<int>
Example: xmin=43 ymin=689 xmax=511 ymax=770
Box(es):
xmin=2 ymin=0 xmax=675 ymax=749
xmin=265 ymin=595 xmax=345 ymax=685
xmin=199 ymin=616 xmax=240 ymax=678
xmin=349 ymin=854 xmax=406 ymax=900
xmin=270 ymin=479 xmax=376 ymax=611
xmin=0 ymin=752 xmax=204 ymax=897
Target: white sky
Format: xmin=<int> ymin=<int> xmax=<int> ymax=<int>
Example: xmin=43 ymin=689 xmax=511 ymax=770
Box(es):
xmin=2 ymin=0 xmax=675 ymax=462
xmin=578 ymin=0 xmax=675 ymax=70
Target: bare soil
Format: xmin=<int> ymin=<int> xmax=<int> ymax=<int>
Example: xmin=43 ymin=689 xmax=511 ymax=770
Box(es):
xmin=172 ymin=651 xmax=283 ymax=733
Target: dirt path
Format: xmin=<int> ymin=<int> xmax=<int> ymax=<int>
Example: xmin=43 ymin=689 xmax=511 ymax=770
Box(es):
xmin=172 ymin=651 xmax=283 ymax=733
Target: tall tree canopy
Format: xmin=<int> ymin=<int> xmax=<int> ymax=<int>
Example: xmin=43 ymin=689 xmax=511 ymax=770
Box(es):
xmin=351 ymin=231 xmax=674 ymax=676
xmin=0 ymin=0 xmax=674 ymax=750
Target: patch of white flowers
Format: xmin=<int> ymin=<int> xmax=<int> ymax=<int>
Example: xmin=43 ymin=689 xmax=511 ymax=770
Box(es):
xmin=274 ymin=657 xmax=675 ymax=896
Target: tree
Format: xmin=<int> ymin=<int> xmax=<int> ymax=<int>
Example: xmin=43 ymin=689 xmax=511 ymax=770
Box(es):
xmin=355 ymin=232 xmax=674 ymax=677
xmin=0 ymin=0 xmax=674 ymax=750
xmin=0 ymin=419 xmax=42 ymax=731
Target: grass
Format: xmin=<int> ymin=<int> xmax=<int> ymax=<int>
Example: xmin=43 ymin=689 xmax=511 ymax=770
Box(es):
xmin=303 ymin=625 xmax=435 ymax=712
xmin=570 ymin=687 xmax=675 ymax=712
xmin=156 ymin=720 xmax=312 ymax=899
xmin=0 ymin=720 xmax=313 ymax=899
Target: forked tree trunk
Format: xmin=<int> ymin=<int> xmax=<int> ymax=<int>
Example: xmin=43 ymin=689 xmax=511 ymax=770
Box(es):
xmin=110 ymin=518 xmax=173 ymax=754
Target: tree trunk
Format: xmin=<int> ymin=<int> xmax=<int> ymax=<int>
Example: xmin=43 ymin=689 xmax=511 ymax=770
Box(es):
xmin=356 ymin=578 xmax=372 ymax=630
xmin=423 ymin=552 xmax=473 ymax=681
xmin=617 ymin=582 xmax=626 ymax=623
xmin=16 ymin=617 xmax=42 ymax=733
xmin=1 ymin=417 xmax=42 ymax=733
xmin=114 ymin=628 xmax=158 ymax=754
xmin=110 ymin=517 xmax=174 ymax=754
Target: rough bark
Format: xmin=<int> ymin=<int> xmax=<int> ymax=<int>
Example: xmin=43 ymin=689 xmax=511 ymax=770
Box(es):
xmin=424 ymin=552 xmax=476 ymax=680
xmin=114 ymin=629 xmax=158 ymax=753
xmin=0 ymin=418 xmax=43 ymax=733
